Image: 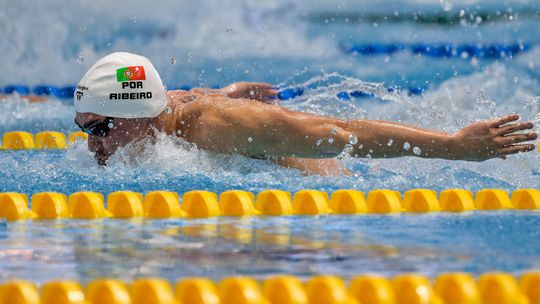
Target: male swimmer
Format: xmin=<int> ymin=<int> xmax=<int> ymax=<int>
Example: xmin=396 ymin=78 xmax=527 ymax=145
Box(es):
xmin=74 ymin=52 xmax=537 ymax=175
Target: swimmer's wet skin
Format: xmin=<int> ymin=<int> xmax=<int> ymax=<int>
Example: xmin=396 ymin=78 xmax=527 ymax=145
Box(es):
xmin=74 ymin=52 xmax=537 ymax=173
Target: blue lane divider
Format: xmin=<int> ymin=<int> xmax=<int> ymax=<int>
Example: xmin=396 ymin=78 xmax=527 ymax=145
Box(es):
xmin=341 ymin=42 xmax=531 ymax=58
xmin=278 ymin=86 xmax=425 ymax=100
xmin=3 ymin=85 xmax=76 ymax=99
xmin=4 ymin=85 xmax=31 ymax=95
xmin=1 ymin=84 xmax=427 ymax=102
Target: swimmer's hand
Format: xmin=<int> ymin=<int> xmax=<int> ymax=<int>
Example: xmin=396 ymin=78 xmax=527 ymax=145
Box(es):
xmin=449 ymin=114 xmax=537 ymax=161
xmin=224 ymin=82 xmax=278 ymax=102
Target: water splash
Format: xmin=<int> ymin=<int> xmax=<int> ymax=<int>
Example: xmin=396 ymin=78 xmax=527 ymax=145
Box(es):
xmin=1 ymin=63 xmax=539 ymax=195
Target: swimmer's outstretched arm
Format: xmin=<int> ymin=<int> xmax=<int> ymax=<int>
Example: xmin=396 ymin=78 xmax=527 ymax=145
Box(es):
xmin=190 ymin=82 xmax=278 ymax=102
xmin=184 ymin=98 xmax=537 ymax=161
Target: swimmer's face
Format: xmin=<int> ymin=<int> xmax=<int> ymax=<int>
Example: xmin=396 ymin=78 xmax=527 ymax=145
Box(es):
xmin=75 ymin=112 xmax=152 ymax=165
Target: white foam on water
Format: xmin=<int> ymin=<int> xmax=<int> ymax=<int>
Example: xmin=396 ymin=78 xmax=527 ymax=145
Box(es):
xmin=0 ymin=95 xmax=74 ymax=133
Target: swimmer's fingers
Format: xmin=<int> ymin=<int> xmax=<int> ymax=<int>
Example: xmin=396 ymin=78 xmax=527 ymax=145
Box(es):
xmin=226 ymin=82 xmax=277 ymax=101
xmin=257 ymin=86 xmax=279 ymax=96
xmin=248 ymin=83 xmax=279 ymax=100
xmin=496 ymin=132 xmax=538 ymax=145
xmin=494 ymin=121 xmax=534 ymax=136
xmin=497 ymin=144 xmax=536 ymax=156
xmin=253 ymin=83 xmax=278 ymax=95
xmin=250 ymin=82 xmax=274 ymax=89
xmin=488 ymin=114 xmax=520 ymax=128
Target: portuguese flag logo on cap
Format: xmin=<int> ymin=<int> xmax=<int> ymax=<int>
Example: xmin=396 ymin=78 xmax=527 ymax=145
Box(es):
xmin=116 ymin=66 xmax=146 ymax=82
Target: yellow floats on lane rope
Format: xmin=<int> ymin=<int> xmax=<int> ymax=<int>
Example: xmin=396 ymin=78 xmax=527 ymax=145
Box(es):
xmin=35 ymin=131 xmax=67 ymax=149
xmin=365 ymin=189 xmax=401 ymax=213
xmin=0 ymin=192 xmax=36 ymax=220
xmin=1 ymin=189 xmax=539 ymax=221
xmin=439 ymin=189 xmax=475 ymax=212
xmin=1 ymin=131 xmax=35 ymax=150
xmin=1 ymin=272 xmax=539 ymax=304
xmin=1 ymin=131 xmax=87 ymax=150
xmin=474 ymin=189 xmax=513 ymax=210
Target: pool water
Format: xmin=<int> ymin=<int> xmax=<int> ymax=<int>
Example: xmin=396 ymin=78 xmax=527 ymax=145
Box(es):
xmin=0 ymin=0 xmax=539 ymax=283
xmin=2 ymin=212 xmax=540 ymax=284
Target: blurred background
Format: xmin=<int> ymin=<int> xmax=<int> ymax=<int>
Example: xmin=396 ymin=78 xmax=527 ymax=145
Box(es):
xmin=1 ymin=0 xmax=539 ymax=88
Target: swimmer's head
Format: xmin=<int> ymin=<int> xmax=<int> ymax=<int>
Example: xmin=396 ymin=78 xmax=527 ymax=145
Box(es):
xmin=74 ymin=52 xmax=167 ymax=165
xmin=74 ymin=52 xmax=167 ymax=118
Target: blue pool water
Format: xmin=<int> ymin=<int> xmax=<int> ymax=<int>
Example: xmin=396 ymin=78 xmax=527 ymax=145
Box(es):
xmin=0 ymin=0 xmax=539 ymax=283
xmin=2 ymin=213 xmax=540 ymax=284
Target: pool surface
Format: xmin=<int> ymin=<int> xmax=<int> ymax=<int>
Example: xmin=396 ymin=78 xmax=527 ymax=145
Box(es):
xmin=0 ymin=212 xmax=540 ymax=284
xmin=1 ymin=0 xmax=540 ymax=288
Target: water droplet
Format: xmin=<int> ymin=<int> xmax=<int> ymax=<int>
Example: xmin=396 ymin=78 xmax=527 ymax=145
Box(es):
xmin=132 ymin=16 xmax=137 ymax=23
xmin=217 ymin=49 xmax=223 ymax=54
xmin=348 ymin=134 xmax=358 ymax=145
xmin=331 ymin=128 xmax=337 ymax=135
xmin=328 ymin=138 xmax=335 ymax=144
xmin=75 ymin=55 xmax=84 ymax=64
xmin=316 ymin=139 xmax=323 ymax=146
xmin=80 ymin=27 xmax=87 ymax=32
xmin=439 ymin=0 xmax=453 ymax=11
xmin=359 ymin=144 xmax=364 ymax=149
xmin=247 ymin=137 xmax=253 ymax=142
xmin=387 ymin=139 xmax=394 ymax=146
xmin=249 ymin=90 xmax=255 ymax=96
xmin=226 ymin=28 xmax=232 ymax=33
xmin=403 ymin=142 xmax=411 ymax=150
xmin=413 ymin=146 xmax=422 ymax=155
xmin=108 ymin=122 xmax=114 ymax=129
xmin=165 ymin=106 xmax=172 ymax=114
xmin=170 ymin=58 xmax=177 ymax=65
xmin=176 ymin=130 xmax=182 ymax=135
xmin=366 ymin=154 xmax=372 ymax=159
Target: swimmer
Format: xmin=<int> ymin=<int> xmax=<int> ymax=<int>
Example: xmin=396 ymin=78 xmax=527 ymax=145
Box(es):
xmin=74 ymin=52 xmax=537 ymax=175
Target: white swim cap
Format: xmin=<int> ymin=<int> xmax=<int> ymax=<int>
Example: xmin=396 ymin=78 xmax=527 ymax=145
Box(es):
xmin=74 ymin=52 xmax=167 ymax=118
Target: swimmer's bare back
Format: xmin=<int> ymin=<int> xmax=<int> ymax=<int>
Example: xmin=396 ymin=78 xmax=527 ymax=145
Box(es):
xmin=165 ymin=87 xmax=537 ymax=165
xmin=165 ymin=88 xmax=350 ymax=176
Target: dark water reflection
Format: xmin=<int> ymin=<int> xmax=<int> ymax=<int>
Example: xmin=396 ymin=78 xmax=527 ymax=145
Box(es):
xmin=1 ymin=212 xmax=539 ymax=284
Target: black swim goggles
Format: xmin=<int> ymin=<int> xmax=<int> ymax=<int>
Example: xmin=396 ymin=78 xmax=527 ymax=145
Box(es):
xmin=75 ymin=117 xmax=114 ymax=137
